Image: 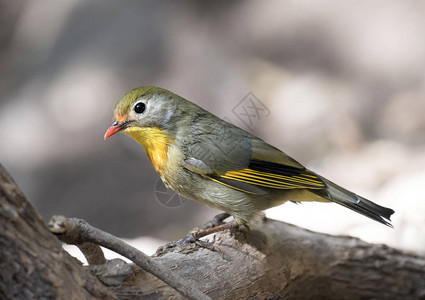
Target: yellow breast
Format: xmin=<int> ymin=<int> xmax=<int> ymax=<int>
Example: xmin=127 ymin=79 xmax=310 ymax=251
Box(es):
xmin=123 ymin=127 xmax=174 ymax=176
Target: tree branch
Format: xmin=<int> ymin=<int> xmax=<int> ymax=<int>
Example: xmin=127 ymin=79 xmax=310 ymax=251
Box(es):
xmin=0 ymin=164 xmax=115 ymax=299
xmin=1 ymin=163 xmax=424 ymax=299
xmin=48 ymin=215 xmax=210 ymax=300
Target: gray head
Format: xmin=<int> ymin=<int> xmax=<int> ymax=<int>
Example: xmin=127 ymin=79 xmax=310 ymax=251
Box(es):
xmin=105 ymin=86 xmax=199 ymax=139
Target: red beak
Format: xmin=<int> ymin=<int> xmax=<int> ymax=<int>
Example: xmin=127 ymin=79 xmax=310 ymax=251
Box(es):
xmin=104 ymin=122 xmax=122 ymax=139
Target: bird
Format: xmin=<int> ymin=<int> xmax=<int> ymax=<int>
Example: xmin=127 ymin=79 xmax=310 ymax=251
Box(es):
xmin=104 ymin=86 xmax=394 ymax=249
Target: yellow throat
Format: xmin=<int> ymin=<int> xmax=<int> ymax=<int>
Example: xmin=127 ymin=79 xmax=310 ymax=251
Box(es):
xmin=123 ymin=127 xmax=174 ymax=175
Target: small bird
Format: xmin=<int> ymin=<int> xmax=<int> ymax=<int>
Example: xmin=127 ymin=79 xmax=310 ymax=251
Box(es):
xmin=105 ymin=86 xmax=394 ymax=245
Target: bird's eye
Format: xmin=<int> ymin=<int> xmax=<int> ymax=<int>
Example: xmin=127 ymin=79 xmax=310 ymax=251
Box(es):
xmin=134 ymin=102 xmax=146 ymax=114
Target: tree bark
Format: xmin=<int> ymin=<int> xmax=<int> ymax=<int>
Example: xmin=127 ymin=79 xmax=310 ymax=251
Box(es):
xmin=1 ymin=163 xmax=424 ymax=299
xmin=0 ymin=164 xmax=115 ymax=300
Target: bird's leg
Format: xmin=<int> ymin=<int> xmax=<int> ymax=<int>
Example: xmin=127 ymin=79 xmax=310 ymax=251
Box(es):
xmin=193 ymin=212 xmax=231 ymax=231
xmin=155 ymin=215 xmax=239 ymax=257
xmin=191 ymin=219 xmax=239 ymax=240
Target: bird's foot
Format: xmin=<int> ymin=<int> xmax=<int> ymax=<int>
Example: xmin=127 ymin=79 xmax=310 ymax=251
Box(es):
xmin=154 ymin=232 xmax=223 ymax=257
xmin=155 ymin=214 xmax=239 ymax=258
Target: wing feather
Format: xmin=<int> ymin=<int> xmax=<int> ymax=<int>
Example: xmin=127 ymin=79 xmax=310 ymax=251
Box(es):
xmin=218 ymin=159 xmax=325 ymax=191
xmin=206 ymin=158 xmax=325 ymax=194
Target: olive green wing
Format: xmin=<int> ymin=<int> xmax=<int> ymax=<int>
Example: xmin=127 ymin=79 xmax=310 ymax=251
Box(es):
xmin=184 ymin=135 xmax=325 ymax=195
xmin=183 ymin=132 xmax=394 ymax=227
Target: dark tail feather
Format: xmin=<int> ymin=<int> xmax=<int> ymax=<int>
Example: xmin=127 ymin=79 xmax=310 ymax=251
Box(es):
xmin=315 ymin=177 xmax=395 ymax=227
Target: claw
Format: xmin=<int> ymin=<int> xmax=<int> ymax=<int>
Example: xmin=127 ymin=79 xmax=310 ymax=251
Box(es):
xmin=154 ymin=232 xmax=198 ymax=256
xmin=154 ymin=213 xmax=238 ymax=258
xmin=194 ymin=240 xmax=224 ymax=258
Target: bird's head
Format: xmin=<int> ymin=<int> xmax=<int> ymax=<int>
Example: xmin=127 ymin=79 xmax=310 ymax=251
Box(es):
xmin=104 ymin=86 xmax=194 ymax=172
xmin=104 ymin=86 xmax=188 ymax=140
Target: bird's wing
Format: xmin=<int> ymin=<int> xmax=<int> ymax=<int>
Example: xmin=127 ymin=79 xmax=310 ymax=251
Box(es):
xmin=184 ymin=134 xmax=325 ymax=195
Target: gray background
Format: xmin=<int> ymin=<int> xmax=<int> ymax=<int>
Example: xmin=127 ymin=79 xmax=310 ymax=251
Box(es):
xmin=1 ymin=0 xmax=424 ymax=254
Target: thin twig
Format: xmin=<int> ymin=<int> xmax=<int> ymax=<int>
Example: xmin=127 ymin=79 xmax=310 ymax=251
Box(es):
xmin=48 ymin=215 xmax=211 ymax=300
xmin=76 ymin=242 xmax=107 ymax=265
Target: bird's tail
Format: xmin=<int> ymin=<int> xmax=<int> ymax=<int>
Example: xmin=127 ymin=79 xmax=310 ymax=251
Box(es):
xmin=314 ymin=177 xmax=395 ymax=227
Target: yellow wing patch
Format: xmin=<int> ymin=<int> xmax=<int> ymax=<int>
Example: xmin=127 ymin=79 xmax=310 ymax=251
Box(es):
xmin=220 ymin=167 xmax=325 ymax=190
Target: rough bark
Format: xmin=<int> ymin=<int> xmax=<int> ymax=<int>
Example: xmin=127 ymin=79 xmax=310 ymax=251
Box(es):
xmin=0 ymin=164 xmax=115 ymax=299
xmin=138 ymin=222 xmax=425 ymax=300
xmin=1 ymin=163 xmax=424 ymax=300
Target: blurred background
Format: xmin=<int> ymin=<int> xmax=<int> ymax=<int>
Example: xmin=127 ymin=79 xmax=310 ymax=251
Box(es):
xmin=1 ymin=0 xmax=425 ymax=258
